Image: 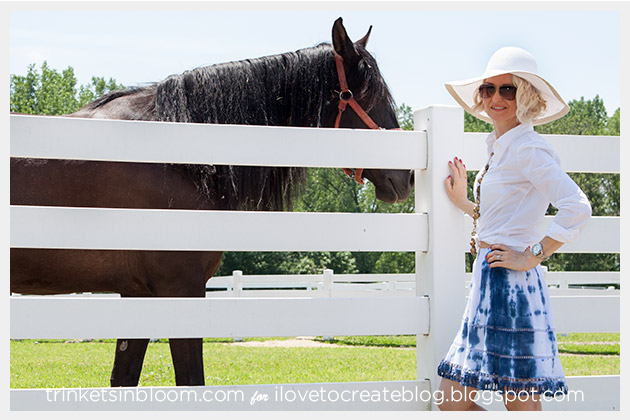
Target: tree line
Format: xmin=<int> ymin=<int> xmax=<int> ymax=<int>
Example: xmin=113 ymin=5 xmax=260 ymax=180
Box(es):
xmin=10 ymin=62 xmax=620 ymax=278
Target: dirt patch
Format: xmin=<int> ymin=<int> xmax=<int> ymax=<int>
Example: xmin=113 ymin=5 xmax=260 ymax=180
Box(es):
xmin=228 ymin=337 xmax=341 ymax=348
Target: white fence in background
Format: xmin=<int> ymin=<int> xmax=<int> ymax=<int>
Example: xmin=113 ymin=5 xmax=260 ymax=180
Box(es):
xmin=9 ymin=106 xmax=619 ymax=410
xmin=206 ymin=270 xmax=620 ymax=297
xmin=204 ymin=270 xmax=620 ymax=334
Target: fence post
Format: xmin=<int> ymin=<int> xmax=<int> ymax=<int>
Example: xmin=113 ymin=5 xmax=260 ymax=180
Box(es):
xmin=232 ymin=270 xmax=243 ymax=297
xmin=323 ymin=269 xmax=333 ymax=297
xmin=414 ymin=105 xmax=467 ymax=409
xmin=232 ymin=270 xmax=244 ymax=342
xmin=322 ymin=269 xmax=334 ymax=341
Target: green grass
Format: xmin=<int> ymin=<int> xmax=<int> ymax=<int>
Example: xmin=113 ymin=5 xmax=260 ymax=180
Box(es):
xmin=557 ymin=343 xmax=619 ymax=355
xmin=555 ymin=333 xmax=620 ymax=344
xmin=560 ymin=355 xmax=620 ymax=376
xmin=11 ymin=340 xmax=116 ymax=389
xmin=10 ymin=333 xmax=619 ymax=389
xmin=10 ymin=340 xmax=416 ymax=389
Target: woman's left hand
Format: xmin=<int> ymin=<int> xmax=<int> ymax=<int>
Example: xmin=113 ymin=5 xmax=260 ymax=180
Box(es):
xmin=486 ymin=244 xmax=541 ymax=271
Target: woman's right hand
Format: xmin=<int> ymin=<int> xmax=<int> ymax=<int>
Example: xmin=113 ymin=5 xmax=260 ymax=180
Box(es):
xmin=444 ymin=157 xmax=474 ymax=216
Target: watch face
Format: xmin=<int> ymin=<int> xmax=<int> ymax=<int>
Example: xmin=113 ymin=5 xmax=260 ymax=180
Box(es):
xmin=532 ymin=243 xmax=543 ymax=256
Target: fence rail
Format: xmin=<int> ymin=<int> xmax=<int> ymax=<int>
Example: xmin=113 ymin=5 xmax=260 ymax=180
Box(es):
xmin=10 ymin=296 xmax=429 ymax=339
xmin=10 ymin=114 xmax=427 ymax=169
xmin=462 ymin=132 xmax=620 ymax=173
xmin=10 ymin=206 xmax=427 ymax=252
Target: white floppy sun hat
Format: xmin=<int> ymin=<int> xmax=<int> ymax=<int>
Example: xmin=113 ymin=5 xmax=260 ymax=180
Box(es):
xmin=445 ymin=47 xmax=570 ymax=125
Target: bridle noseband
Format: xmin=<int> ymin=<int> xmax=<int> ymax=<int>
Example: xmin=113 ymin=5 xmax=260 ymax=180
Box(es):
xmin=333 ymin=51 xmax=401 ymax=185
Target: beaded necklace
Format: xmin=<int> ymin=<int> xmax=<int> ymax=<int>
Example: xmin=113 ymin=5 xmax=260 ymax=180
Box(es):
xmin=470 ymin=152 xmax=494 ymax=255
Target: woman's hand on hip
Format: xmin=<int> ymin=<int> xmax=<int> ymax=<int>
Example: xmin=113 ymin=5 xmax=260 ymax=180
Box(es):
xmin=445 ymin=157 xmax=474 ymax=216
xmin=486 ymin=244 xmax=541 ymax=271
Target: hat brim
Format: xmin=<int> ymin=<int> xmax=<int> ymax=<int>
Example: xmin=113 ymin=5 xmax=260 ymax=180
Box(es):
xmin=445 ymin=70 xmax=570 ymax=126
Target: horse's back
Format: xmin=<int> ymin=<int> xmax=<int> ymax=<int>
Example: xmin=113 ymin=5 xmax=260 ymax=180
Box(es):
xmin=10 ymin=94 xmax=223 ymax=297
xmin=67 ymin=86 xmax=157 ymax=120
xmin=11 ymin=158 xmax=187 ymax=209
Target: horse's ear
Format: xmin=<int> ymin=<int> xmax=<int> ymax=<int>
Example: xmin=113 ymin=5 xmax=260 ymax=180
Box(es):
xmin=332 ymin=17 xmax=360 ymax=65
xmin=355 ymin=25 xmax=372 ymax=48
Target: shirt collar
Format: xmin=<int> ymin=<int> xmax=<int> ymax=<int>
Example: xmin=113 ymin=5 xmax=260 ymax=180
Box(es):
xmin=485 ymin=123 xmax=534 ymax=159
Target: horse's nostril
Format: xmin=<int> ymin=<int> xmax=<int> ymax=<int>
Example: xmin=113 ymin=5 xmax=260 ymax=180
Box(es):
xmin=409 ymin=171 xmax=415 ymax=187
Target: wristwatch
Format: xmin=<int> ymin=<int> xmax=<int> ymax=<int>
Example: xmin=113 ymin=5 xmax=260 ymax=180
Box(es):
xmin=531 ymin=242 xmax=548 ymax=261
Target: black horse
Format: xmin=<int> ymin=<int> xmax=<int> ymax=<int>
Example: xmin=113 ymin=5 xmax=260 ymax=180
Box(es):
xmin=10 ymin=18 xmax=414 ymax=387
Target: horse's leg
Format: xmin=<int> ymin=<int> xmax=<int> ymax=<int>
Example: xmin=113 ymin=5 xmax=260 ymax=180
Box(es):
xmin=169 ymin=338 xmax=205 ymax=386
xmin=146 ymin=251 xmax=222 ymax=387
xmin=166 ymin=274 xmax=205 ymax=387
xmin=109 ymin=271 xmax=155 ymax=388
xmin=110 ymin=338 xmax=150 ymax=387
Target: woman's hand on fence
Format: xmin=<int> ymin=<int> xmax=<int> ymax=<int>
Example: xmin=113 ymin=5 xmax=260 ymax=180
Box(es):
xmin=445 ymin=157 xmax=474 ymax=216
xmin=486 ymin=244 xmax=540 ymax=271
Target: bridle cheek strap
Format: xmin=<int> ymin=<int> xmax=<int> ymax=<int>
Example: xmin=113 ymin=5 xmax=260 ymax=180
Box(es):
xmin=333 ymin=51 xmax=380 ymax=131
xmin=333 ymin=51 xmax=402 ymax=185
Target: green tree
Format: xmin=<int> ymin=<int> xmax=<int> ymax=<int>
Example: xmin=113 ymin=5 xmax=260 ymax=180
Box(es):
xmin=10 ymin=62 xmax=124 ymax=116
xmin=10 ymin=63 xmax=39 ymax=114
xmin=538 ymin=95 xmax=609 ymax=135
xmin=464 ymin=111 xmax=493 ymax=133
xmin=216 ymin=250 xmax=359 ymax=276
xmin=395 ymin=103 xmax=414 ymax=131
xmin=607 ymin=108 xmax=620 ymax=135
xmin=295 ymin=167 xmax=364 ymax=213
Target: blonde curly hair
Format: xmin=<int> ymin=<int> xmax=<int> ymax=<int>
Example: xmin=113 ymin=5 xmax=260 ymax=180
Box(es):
xmin=471 ymin=74 xmax=547 ymax=124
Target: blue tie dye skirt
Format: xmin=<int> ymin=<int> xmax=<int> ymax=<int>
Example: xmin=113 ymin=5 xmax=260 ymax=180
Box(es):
xmin=437 ymin=247 xmax=567 ymax=395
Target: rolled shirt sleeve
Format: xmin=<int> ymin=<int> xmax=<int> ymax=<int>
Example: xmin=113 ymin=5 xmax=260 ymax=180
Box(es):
xmin=517 ymin=140 xmax=592 ymax=244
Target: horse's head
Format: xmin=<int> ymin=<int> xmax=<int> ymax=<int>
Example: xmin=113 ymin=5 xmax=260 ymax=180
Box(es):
xmin=329 ymin=18 xmax=414 ymax=204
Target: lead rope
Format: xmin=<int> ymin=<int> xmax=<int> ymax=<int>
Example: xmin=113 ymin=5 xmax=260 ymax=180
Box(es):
xmin=470 ymin=152 xmax=494 ymax=255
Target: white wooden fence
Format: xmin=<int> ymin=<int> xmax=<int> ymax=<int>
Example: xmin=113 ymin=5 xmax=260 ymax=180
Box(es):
xmin=9 ymin=106 xmax=619 ymax=410
xmin=206 ymin=270 xmax=620 ymax=298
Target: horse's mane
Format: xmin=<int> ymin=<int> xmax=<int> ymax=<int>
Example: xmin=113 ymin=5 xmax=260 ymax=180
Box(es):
xmin=84 ymin=42 xmax=395 ymax=211
xmin=156 ymin=43 xmax=338 ymax=127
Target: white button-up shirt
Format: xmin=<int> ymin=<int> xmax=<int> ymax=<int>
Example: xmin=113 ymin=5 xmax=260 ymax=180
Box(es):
xmin=475 ymin=123 xmax=591 ymax=251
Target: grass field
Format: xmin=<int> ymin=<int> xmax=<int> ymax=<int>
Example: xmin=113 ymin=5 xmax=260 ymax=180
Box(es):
xmin=10 ymin=333 xmax=620 ymax=389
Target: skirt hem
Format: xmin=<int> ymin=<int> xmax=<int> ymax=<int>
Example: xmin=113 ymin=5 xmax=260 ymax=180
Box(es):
xmin=437 ymin=360 xmax=568 ymax=396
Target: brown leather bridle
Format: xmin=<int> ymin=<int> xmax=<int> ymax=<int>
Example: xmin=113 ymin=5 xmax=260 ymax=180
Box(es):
xmin=333 ymin=51 xmax=401 ymax=185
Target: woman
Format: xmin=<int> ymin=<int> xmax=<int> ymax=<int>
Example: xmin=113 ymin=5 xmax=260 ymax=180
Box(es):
xmin=437 ymin=47 xmax=592 ymax=411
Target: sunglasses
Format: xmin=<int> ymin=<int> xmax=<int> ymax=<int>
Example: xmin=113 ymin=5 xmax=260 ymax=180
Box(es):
xmin=478 ymin=83 xmax=517 ymax=101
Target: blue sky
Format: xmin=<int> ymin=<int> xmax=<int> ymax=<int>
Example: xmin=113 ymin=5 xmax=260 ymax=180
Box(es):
xmin=8 ymin=4 xmax=622 ymax=115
